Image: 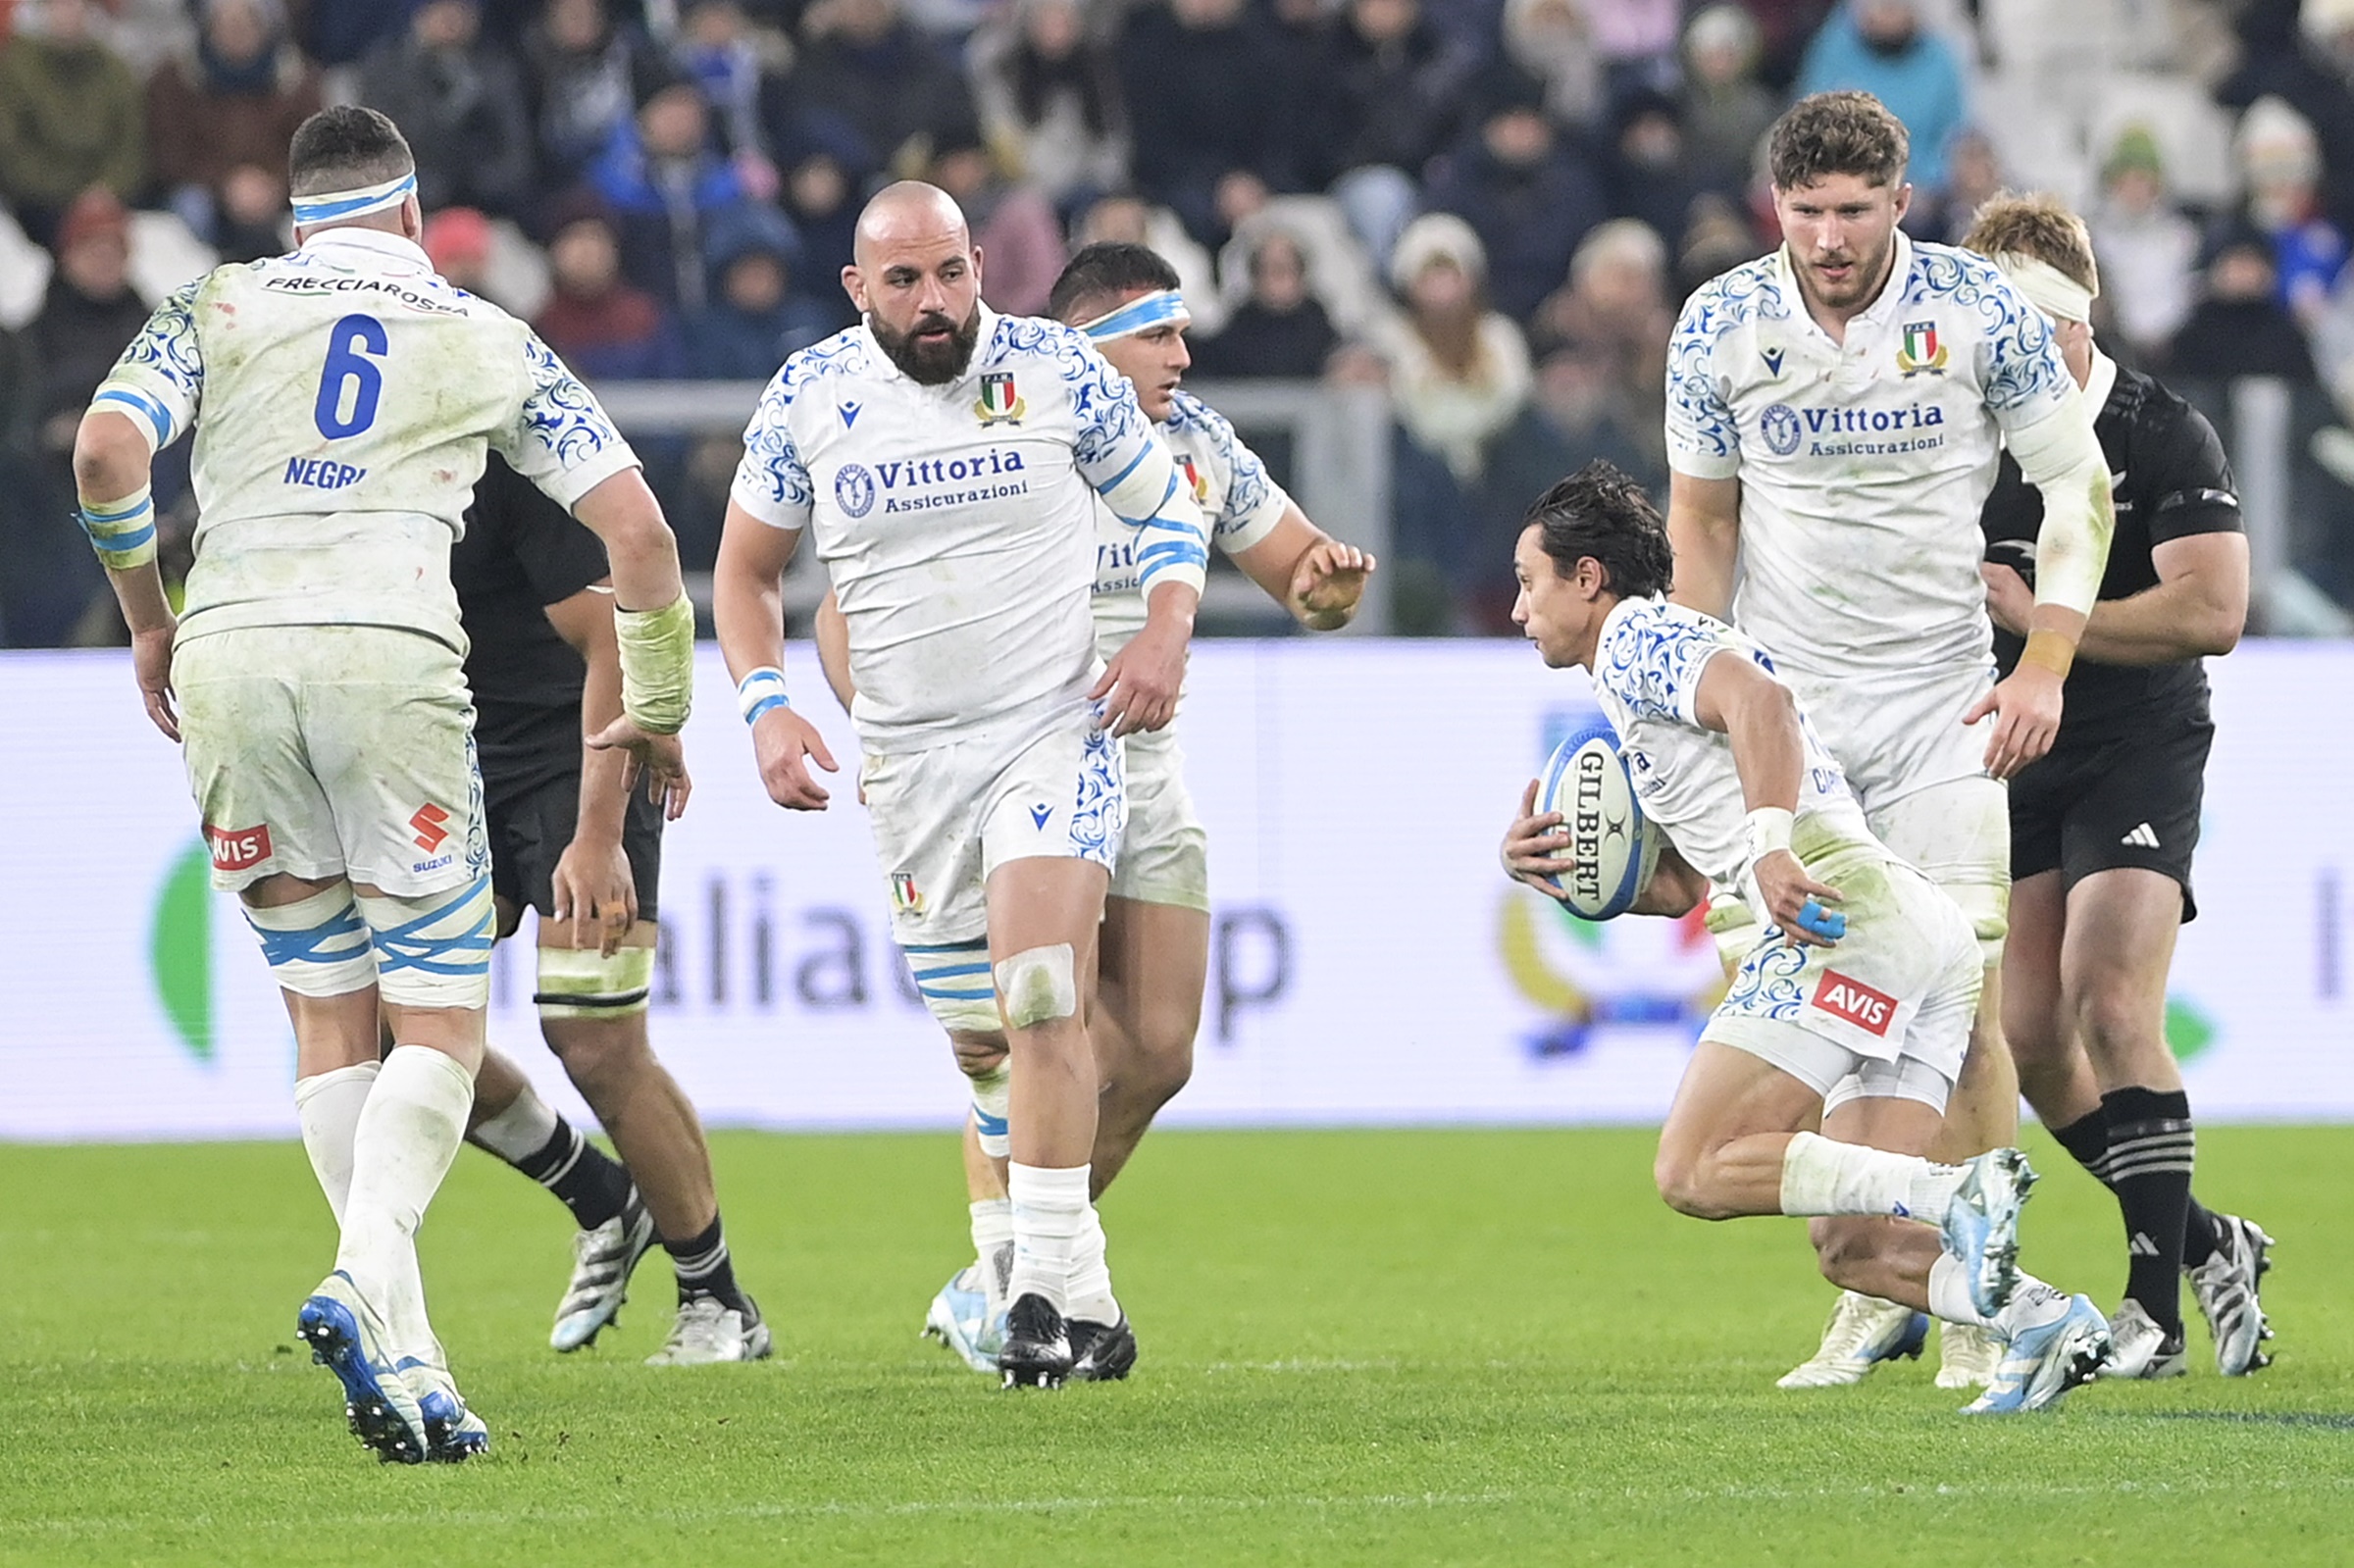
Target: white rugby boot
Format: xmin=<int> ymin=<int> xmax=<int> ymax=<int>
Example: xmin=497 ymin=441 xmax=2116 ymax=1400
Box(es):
xmin=922 ymin=1263 xmax=1007 ymax=1374
xmin=1938 ymin=1148 xmax=2034 ymax=1318
xmin=550 ymin=1189 xmax=656 ymax=1352
xmin=646 ymin=1293 xmax=774 ymax=1366
xmin=1777 ymin=1292 xmax=1929 ymax=1389
xmin=1934 ymin=1322 xmax=2002 ymax=1390
xmin=1964 ymin=1289 xmax=2111 ymax=1414
xmin=296 ymin=1271 xmax=431 ymax=1464
xmin=2188 ymin=1214 xmax=2275 ymax=1376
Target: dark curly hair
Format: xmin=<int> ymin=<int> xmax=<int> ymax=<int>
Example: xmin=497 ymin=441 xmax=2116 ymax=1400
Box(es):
xmin=1521 ymin=461 xmax=1674 ymax=599
xmin=1766 ymin=90 xmax=1909 ymax=192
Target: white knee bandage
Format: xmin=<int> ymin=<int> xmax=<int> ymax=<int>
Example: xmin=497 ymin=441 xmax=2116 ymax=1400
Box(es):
xmin=533 ymin=945 xmax=655 ymax=1020
xmin=970 ymin=1061 xmax=1011 ymax=1158
xmin=995 ymin=942 xmax=1078 ymax=1030
xmin=243 ymin=882 xmax=377 ymax=997
xmin=905 ymin=939 xmax=1004 ymax=1036
xmin=354 ymin=875 xmax=495 ymax=1008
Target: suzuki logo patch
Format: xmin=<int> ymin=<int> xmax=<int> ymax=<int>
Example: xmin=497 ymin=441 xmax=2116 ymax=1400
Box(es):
xmin=410 ymin=803 xmax=451 ymax=853
xmin=1812 ymin=969 xmax=1897 ymax=1037
xmin=206 ymin=824 xmax=273 ymax=873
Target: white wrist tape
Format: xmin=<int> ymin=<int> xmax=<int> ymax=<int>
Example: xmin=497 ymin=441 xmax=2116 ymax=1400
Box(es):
xmin=737 ymin=666 xmax=791 ymax=725
xmin=615 ymin=596 xmax=695 ymax=734
xmin=1745 ymin=806 xmax=1794 ymax=869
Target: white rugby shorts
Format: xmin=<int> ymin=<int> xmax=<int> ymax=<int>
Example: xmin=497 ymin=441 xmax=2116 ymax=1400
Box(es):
xmin=175 ymin=626 xmax=487 ymax=897
xmin=1108 ymin=723 xmax=1208 ymax=912
xmin=860 ymin=711 xmax=1126 ymax=945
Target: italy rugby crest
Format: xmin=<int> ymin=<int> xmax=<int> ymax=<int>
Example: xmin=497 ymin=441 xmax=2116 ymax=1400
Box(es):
xmin=1178 ymin=455 xmax=1210 ymax=507
xmin=974 ymin=371 xmax=1026 ymax=425
xmin=1896 ymin=320 xmax=1949 ymax=376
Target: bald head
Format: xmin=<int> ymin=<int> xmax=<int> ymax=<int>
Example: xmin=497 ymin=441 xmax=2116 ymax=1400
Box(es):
xmin=844 ymin=180 xmax=986 ymax=385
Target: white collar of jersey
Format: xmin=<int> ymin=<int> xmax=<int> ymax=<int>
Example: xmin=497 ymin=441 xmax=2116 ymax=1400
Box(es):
xmin=1774 ymin=228 xmax=1914 ymax=334
xmin=298 ymin=226 xmax=433 ymax=275
xmin=861 ymin=302 xmax=1000 ymax=383
xmin=2085 ymin=347 xmax=2119 ymax=412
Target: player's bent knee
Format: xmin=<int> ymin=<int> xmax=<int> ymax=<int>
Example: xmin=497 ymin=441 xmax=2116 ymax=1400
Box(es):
xmin=534 ymin=944 xmax=654 ymax=1021
xmin=242 ymin=881 xmax=376 ymax=996
xmin=1812 ymin=1216 xmax=1881 ymax=1286
xmin=354 ymin=875 xmax=495 ymax=1010
xmin=995 ymin=942 xmax=1078 ymax=1030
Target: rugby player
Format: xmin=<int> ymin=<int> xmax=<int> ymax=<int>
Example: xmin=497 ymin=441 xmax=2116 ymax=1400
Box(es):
xmin=712 ymin=184 xmax=1211 ymax=1388
xmin=72 ymin=107 xmax=695 ymax=1461
xmin=1501 ymin=462 xmax=2112 ymax=1415
xmin=1962 ymin=195 xmax=2274 ymax=1378
xmin=811 ymin=241 xmax=1374 ymax=1372
xmin=450 ymin=454 xmax=766 ymax=1364
xmin=1663 ymin=92 xmax=2118 ymax=1389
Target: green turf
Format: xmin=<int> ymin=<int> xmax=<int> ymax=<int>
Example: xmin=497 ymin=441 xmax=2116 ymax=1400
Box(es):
xmin=3 ymin=1126 xmax=2348 ymax=1566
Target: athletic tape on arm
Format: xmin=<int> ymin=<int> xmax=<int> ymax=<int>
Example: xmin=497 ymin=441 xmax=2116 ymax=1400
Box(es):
xmin=615 ymin=596 xmax=695 ymax=733
xmin=76 ymin=483 xmax=159 ymax=571
xmin=2006 ymin=382 xmax=2115 ymax=620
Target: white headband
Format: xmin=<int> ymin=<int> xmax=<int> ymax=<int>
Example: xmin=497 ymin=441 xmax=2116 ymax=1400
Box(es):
xmin=291 ymin=172 xmax=417 ymax=228
xmin=1080 ymin=288 xmax=1191 ymax=341
xmin=1993 ymin=251 xmax=2096 ymax=325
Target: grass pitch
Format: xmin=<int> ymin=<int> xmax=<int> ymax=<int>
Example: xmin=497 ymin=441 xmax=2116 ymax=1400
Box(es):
xmin=3 ymin=1125 xmax=2348 ymax=1565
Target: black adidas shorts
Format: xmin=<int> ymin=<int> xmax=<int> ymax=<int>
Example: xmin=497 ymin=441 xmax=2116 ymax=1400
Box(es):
xmin=2008 ymin=720 xmax=2210 ymax=921
xmin=484 ymin=767 xmax=664 ymax=923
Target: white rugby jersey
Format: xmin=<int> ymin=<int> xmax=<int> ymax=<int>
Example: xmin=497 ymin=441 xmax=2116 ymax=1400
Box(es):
xmin=1590 ymin=596 xmax=1872 ymax=916
xmin=1665 ymin=232 xmax=2074 ymax=681
xmin=732 ymin=305 xmax=1209 ymax=753
xmin=1090 ymin=388 xmax=1290 ymax=657
xmin=93 ymin=228 xmax=638 ymax=652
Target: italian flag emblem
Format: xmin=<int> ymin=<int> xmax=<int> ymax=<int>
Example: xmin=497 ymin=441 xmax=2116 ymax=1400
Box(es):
xmin=974 ymin=371 xmax=1026 ymax=425
xmin=1897 ymin=320 xmax=1949 ymax=376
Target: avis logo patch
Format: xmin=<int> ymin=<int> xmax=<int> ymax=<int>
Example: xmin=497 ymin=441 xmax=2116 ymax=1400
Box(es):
xmin=1029 ymin=802 xmax=1053 ymax=831
xmin=409 ymin=803 xmax=451 ymax=853
xmin=1811 ymin=969 xmax=1897 ymax=1037
xmin=206 ymin=823 xmax=273 ymax=873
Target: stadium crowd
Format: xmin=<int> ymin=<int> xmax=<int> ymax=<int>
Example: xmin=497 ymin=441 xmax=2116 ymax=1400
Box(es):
xmin=3 ymin=0 xmax=2352 ymax=639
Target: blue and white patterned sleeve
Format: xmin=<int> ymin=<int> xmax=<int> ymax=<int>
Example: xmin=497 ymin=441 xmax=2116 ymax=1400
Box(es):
xmin=1061 ymin=327 xmax=1208 ymax=599
xmin=727 ymin=359 xmax=814 ymax=531
xmin=1663 ymin=283 xmax=1740 ymax=481
xmin=1175 ymin=393 xmax=1290 ymax=554
xmin=1975 ymin=266 xmax=2073 ymax=435
xmin=492 ymin=330 xmax=641 ymax=510
xmin=92 ymin=279 xmax=205 ymax=451
xmin=1596 ymin=603 xmax=1735 ymax=726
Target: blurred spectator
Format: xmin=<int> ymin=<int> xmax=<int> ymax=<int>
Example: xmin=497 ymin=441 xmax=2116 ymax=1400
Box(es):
xmin=1119 ymin=0 xmax=1301 ymax=245
xmin=527 ymin=0 xmax=677 ymax=186
xmin=969 ymin=0 xmax=1129 ymax=210
xmin=672 ymin=0 xmax=785 ymax=177
xmin=1215 ymin=194 xmax=1388 ymax=337
xmin=2219 ymin=0 xmax=2354 ymax=232
xmin=2237 ymin=95 xmax=2349 ymax=326
xmin=787 ymin=0 xmax=978 ymax=179
xmin=1503 ymin=0 xmax=1605 ymax=130
xmin=1076 ymin=193 xmax=1227 ymax=333
xmin=87 ymin=0 xmax=198 ymax=78
xmin=146 ymin=0 xmax=321 ymax=254
xmin=1742 ymin=0 xmax=1839 ymax=88
xmin=780 ymin=143 xmax=861 ymax=327
xmin=0 ymin=0 xmax=145 ymax=245
xmin=1305 ymin=0 xmax=1481 ymax=194
xmin=1909 ymin=124 xmax=2002 ymax=243
xmin=1366 ymin=213 xmax=1533 ymax=483
xmin=1603 ymin=90 xmax=1705 ymax=253
xmin=588 ymin=81 xmax=759 ymax=310
xmin=1190 ymin=228 xmax=1339 ymax=378
xmin=925 ymin=126 xmax=1066 ymax=315
xmin=1531 ymin=217 xmax=1672 ymax=435
xmin=1795 ymin=0 xmax=1969 ymax=191
xmin=2088 ymin=126 xmax=2199 ymax=364
xmin=1531 ymin=339 xmax=1667 ymax=490
xmin=293 ymin=0 xmax=413 ymax=67
xmin=1424 ymin=65 xmax=1609 ymax=322
xmin=1675 ymin=189 xmax=1766 ymax=297
xmin=360 ymin=0 xmax=537 ymax=218
xmin=2168 ymin=225 xmax=2317 ymax=380
xmin=535 ymin=200 xmax=687 ymax=379
xmin=1583 ymin=0 xmax=1685 ymax=104
xmin=685 ymin=203 xmax=834 ymax=376
xmin=1682 ymin=5 xmax=1778 ymax=199
xmin=424 ymin=205 xmax=554 ymax=318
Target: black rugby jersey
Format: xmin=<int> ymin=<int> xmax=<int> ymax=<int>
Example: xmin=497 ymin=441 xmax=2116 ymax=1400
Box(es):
xmin=1980 ymin=360 xmax=2240 ymax=738
xmin=450 ymin=452 xmax=611 ymax=787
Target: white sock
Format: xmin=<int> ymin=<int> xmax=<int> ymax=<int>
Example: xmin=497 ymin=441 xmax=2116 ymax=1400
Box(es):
xmin=1006 ymin=1162 xmax=1090 ymax=1314
xmin=1065 ymin=1202 xmax=1120 ymax=1327
xmin=293 ymin=1061 xmax=379 ymax=1224
xmin=1990 ymin=1275 xmax=2072 ymax=1341
xmin=970 ymin=1197 xmax=1014 ymax=1310
xmin=1927 ymin=1252 xmax=1993 ymax=1327
xmin=1778 ymin=1131 xmax=1962 ymax=1224
xmin=335 ymin=1045 xmax=474 ymax=1359
xmin=470 ymin=1079 xmax=559 ymax=1163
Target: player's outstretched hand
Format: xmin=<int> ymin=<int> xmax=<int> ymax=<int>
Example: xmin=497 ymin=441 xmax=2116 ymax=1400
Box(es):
xmin=1978 ymin=562 xmax=2033 ymax=636
xmin=133 ymin=623 xmax=179 ymax=742
xmin=748 ymin=704 xmax=837 ymax=811
xmin=1093 ymin=619 xmax=1188 ymax=735
xmin=587 ymin=717 xmax=693 ymax=820
xmin=1501 ymin=779 xmax=1574 ymax=899
xmin=1966 ymin=662 xmax=2063 ymax=781
xmin=1291 ymin=541 xmax=1376 ymax=629
xmin=1753 ymin=848 xmax=1844 ymax=947
xmin=550 ymin=835 xmax=638 ymax=955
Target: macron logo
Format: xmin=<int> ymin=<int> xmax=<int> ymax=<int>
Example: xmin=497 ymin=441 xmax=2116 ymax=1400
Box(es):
xmin=1763 ymin=346 xmax=1785 ymax=376
xmin=2123 ymin=823 xmax=2162 ymax=849
xmin=840 ymin=399 xmax=861 ymax=429
xmin=1029 ymin=803 xmax=1052 ymax=831
xmin=1811 ymin=969 xmax=1897 ymax=1037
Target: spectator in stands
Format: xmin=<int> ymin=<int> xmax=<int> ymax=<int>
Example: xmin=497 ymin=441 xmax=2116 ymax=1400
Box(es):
xmin=1603 ymin=90 xmax=1706 ymax=255
xmin=146 ymin=0 xmax=321 ymax=255
xmin=685 ymin=202 xmax=834 ymax=377
xmin=1119 ymin=0 xmax=1301 ymax=246
xmin=673 ymin=0 xmax=784 ymax=178
xmin=1367 ymin=213 xmax=1533 ymax=484
xmin=778 ymin=140 xmax=861 ymax=329
xmin=1504 ymin=0 xmax=1605 ymax=130
xmin=1676 ymin=189 xmax=1766 ymax=297
xmin=1795 ymin=0 xmax=1969 ymax=191
xmin=526 ymin=0 xmax=676 ymax=186
xmin=533 ymin=198 xmax=687 ymax=379
xmin=1306 ymin=0 xmax=1482 ymax=262
xmin=1531 ymin=217 xmax=1672 ymax=438
xmin=924 ymin=126 xmax=1066 ymax=316
xmin=969 ymin=0 xmax=1129 ymax=212
xmin=2169 ymin=224 xmax=2317 ymax=380
xmin=786 ymin=0 xmax=977 ymax=181
xmin=1424 ymin=64 xmax=1609 ymax=322
xmin=588 ymin=80 xmax=758 ymax=311
xmin=1190 ymin=227 xmax=1339 ymax=379
xmin=0 ymin=0 xmax=145 ymax=246
xmin=1682 ymin=4 xmax=1779 ymax=200
xmin=424 ymin=205 xmax=553 ymax=318
xmin=1582 ymin=0 xmax=1685 ymax=105
xmin=293 ymin=0 xmax=411 ymax=68
xmin=1076 ymin=192 xmax=1229 ymax=331
xmin=1743 ymin=0 xmax=1839 ymax=89
xmin=2238 ymin=95 xmax=2349 ymax=327
xmin=2089 ymin=126 xmax=2200 ymax=365
xmin=361 ymin=0 xmax=537 ymax=219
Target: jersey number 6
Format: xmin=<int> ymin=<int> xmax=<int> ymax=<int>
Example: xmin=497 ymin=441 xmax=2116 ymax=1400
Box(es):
xmin=314 ymin=314 xmax=388 ymax=439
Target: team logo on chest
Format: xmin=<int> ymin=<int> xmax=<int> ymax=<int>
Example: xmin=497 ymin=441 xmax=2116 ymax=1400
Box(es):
xmin=974 ymin=371 xmax=1026 ymax=426
xmin=1177 ymin=455 xmax=1210 ymax=506
xmin=1896 ymin=320 xmax=1949 ymax=377
xmin=1761 ymin=403 xmax=1803 ymax=457
xmin=835 ymin=461 xmax=877 ymax=518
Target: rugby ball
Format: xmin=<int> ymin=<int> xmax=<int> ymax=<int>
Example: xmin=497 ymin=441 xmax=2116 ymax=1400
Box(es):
xmin=1535 ymin=721 xmax=1663 ymax=920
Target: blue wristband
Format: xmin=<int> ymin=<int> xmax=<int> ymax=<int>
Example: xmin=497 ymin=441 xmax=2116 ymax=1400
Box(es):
xmin=737 ymin=666 xmax=790 ymax=725
xmin=742 ymin=692 xmax=791 ymax=725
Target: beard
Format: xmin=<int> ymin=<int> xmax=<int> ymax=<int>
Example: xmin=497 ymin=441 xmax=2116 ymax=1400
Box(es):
xmin=870 ymin=303 xmax=982 ymax=385
xmin=1798 ymin=228 xmax=1896 ymax=311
